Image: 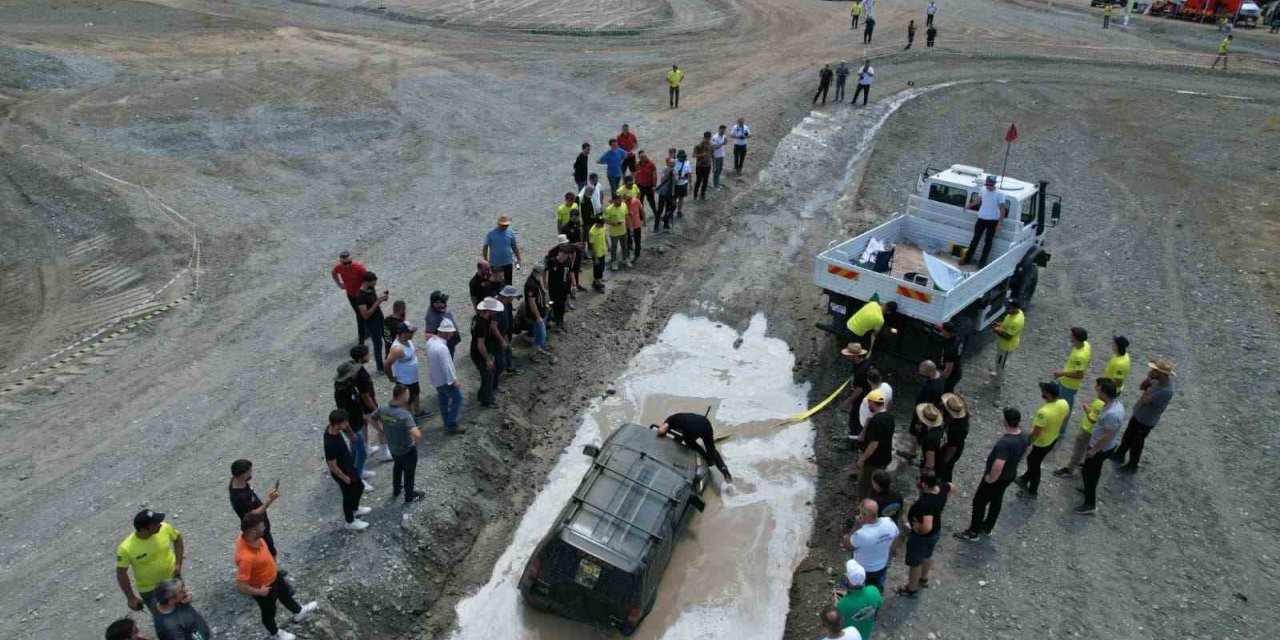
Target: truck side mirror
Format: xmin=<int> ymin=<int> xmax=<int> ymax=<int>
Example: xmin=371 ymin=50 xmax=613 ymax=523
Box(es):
xmin=915 ymin=173 xmax=926 ymax=194
xmin=688 ymin=494 xmax=706 ymax=512
xmin=582 ymin=444 xmax=600 ymax=457
xmin=1051 ymin=202 xmax=1061 ymax=226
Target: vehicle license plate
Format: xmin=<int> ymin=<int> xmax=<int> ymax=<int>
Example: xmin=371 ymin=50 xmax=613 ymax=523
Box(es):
xmin=829 ymin=302 xmax=847 ymax=316
xmin=575 ymin=559 xmax=602 ymax=588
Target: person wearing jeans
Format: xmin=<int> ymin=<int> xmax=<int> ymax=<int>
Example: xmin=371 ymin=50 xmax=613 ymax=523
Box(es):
xmin=955 ymin=408 xmax=1028 ymax=540
xmin=1077 ymin=380 xmax=1123 ymax=515
xmin=471 ymin=299 xmax=503 ymax=408
xmin=236 ymin=513 xmax=318 ymax=640
xmin=427 ymin=319 xmax=464 ymax=432
xmin=356 ymin=272 xmax=389 ymax=372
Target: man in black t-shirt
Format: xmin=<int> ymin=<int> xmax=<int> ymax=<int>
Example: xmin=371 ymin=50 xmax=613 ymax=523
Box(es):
xmin=470 ymin=298 xmax=504 ymax=408
xmin=546 ymin=248 xmax=573 ymax=331
xmin=903 ymin=359 xmax=946 ymax=459
xmin=656 ymin=413 xmax=732 ymax=482
xmin=939 ymin=322 xmax=963 ymax=393
xmin=916 ymin=403 xmax=945 ymax=472
xmin=468 ymin=260 xmax=492 ymax=307
xmin=899 ymin=470 xmax=951 ymax=595
xmin=151 ymin=578 xmax=212 ymax=640
xmin=955 ymin=407 xmax=1028 ymax=541
xmin=356 ymin=272 xmax=389 ymax=372
xmin=856 ymin=390 xmax=894 ymax=498
xmin=228 ymin=459 xmax=279 ymax=556
xmin=842 ymin=343 xmax=873 ymax=449
xmin=323 ymin=409 xmax=369 ymax=530
xmin=938 ymin=393 xmax=969 ymax=483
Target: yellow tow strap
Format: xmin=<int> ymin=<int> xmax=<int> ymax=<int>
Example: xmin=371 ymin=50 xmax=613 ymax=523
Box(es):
xmin=778 ymin=378 xmax=851 ymax=426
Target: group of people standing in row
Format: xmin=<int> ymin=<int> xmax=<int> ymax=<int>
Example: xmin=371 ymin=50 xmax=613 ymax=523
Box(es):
xmin=816 ymin=1 xmax=944 ymax=109
xmin=812 ymin=298 xmax=1177 ymax=639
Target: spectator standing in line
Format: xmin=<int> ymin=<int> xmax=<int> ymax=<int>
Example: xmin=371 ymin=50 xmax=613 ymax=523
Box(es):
xmin=711 ymin=125 xmax=728 ymax=189
xmin=323 ymin=409 xmax=370 ymax=530
xmin=577 ymin=182 xmax=599 ymax=227
xmin=497 ymin=285 xmax=523 ymax=376
xmin=356 ymin=272 xmax=389 ymax=372
xmin=926 ymin=0 xmax=937 ymax=26
xmin=383 ymin=299 xmax=407 ymax=351
xmin=856 ymin=368 xmax=893 ymax=433
xmin=673 ymin=150 xmax=693 ymax=216
xmin=692 ymin=132 xmax=714 ymax=200
xmin=547 ymin=247 xmax=575 ymax=327
xmin=116 ymin=510 xmax=184 ymax=615
xmin=482 ymin=216 xmax=521 ymax=286
xmin=863 ymin=16 xmax=876 ymax=44
xmin=235 ymin=513 xmax=318 ymax=640
xmin=1078 ymin=379 xmax=1123 ymax=514
xmin=350 ymin=344 xmax=391 ymax=461
xmin=335 ymin=361 xmax=374 ymax=491
xmin=573 ymin=142 xmax=591 ymax=191
xmin=896 ymin=470 xmax=951 ymax=597
xmin=905 ymin=20 xmax=916 ymax=49
xmin=926 ymin=23 xmax=937 ymax=47
xmin=852 ymin=60 xmax=875 ymax=106
xmin=597 ymin=138 xmax=627 ymax=195
xmin=841 ymin=343 xmax=872 ymax=448
xmin=603 ymin=195 xmax=629 ymax=270
xmin=555 ymin=192 xmax=579 ymax=233
xmin=954 ymin=408 xmax=1028 ymax=541
xmin=917 ymin=403 xmax=946 ymax=472
xmin=834 ymin=559 xmax=880 ymax=639
xmin=834 ymin=61 xmax=850 ymax=102
xmin=616 ymin=124 xmax=638 ymax=176
xmin=813 ymin=64 xmax=833 ymax=105
xmin=938 ymin=393 xmax=969 ymax=483
xmin=851 ymin=0 xmax=863 ymax=29
xmin=104 ymin=618 xmax=149 ymax=640
xmin=1104 ymin=335 xmax=1131 ymax=393
xmin=819 ymin=604 xmax=862 ymax=639
xmin=730 ymin=117 xmax=751 ymax=174
xmin=856 ymin=390 xmax=894 ymax=498
xmin=150 ymin=579 xmax=211 ymax=640
xmin=939 ymin=321 xmax=962 ymax=392
xmin=560 ymin=215 xmax=585 ymax=294
xmin=331 ymin=251 xmax=368 ymax=344
xmin=1113 ymin=358 xmax=1175 ymax=472
xmin=1053 ymin=378 xmax=1105 ymax=478
xmin=428 ymin=319 xmax=466 ymax=433
xmin=989 ymin=299 xmax=1024 ymax=385
xmin=1016 ymin=381 xmax=1069 ymax=498
xmin=424 ymin=291 xmax=461 ymax=358
xmin=844 ymin=498 xmax=899 ymax=591
xmin=228 ymin=459 xmax=280 ymax=557
xmin=468 ymin=260 xmax=492 ymax=307
xmin=384 ymin=323 xmax=424 ymax=418
xmin=471 ymin=297 xmax=504 ymax=408
xmin=522 ymin=264 xmax=550 ymax=357
xmin=634 ymin=150 xmax=658 ymax=214
xmin=1052 ymin=327 xmax=1092 ymax=422
xmin=667 ymin=64 xmax=684 ymax=108
xmin=625 ymin=191 xmax=644 ymax=264
xmin=373 ymin=384 xmax=426 ymax=503
xmin=960 ymin=175 xmax=1009 ymax=267
xmin=655 ymin=157 xmax=677 ymax=231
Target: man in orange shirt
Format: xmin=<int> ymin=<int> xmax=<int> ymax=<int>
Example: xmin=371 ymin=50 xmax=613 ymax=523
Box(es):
xmin=236 ymin=514 xmax=318 ymax=640
xmin=625 ymin=193 xmax=644 ymax=265
xmin=616 ymin=123 xmax=638 ymax=176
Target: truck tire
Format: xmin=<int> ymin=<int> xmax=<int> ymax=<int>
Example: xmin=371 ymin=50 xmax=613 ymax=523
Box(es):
xmin=950 ymin=312 xmax=978 ymax=359
xmin=1014 ymin=264 xmax=1039 ymax=308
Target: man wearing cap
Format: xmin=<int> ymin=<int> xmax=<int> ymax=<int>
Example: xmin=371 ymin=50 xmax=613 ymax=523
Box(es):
xmin=150 ymin=578 xmax=211 ymax=640
xmin=857 ymin=390 xmax=894 ymax=498
xmin=939 ymin=321 xmax=963 ymax=393
xmin=1016 ymin=381 xmax=1069 ymax=498
xmin=1113 ymin=358 xmax=1175 ymax=472
xmin=384 ymin=323 xmax=424 ymax=418
xmin=834 ymin=558 xmax=880 ymax=639
xmin=331 ymin=251 xmax=368 ymax=343
xmin=235 ymin=513 xmax=318 ymax=640
xmin=497 ymin=285 xmax=523 ymax=376
xmin=960 ymin=176 xmax=1009 ymax=268
xmin=372 ymin=384 xmax=426 ymax=503
xmin=471 ymin=297 xmax=504 ymax=408
xmin=955 ymin=407 xmax=1028 ymax=541
xmin=469 ymin=260 xmax=492 ymax=307
xmin=229 ymin=459 xmax=280 ymax=557
xmin=844 ymin=498 xmax=898 ymax=591
xmin=523 ymin=263 xmax=551 ymax=358
xmin=989 ymin=299 xmax=1024 ymax=386
xmin=573 ymin=142 xmax=591 ymax=191
xmin=845 ymin=300 xmax=897 ymax=354
xmin=1104 ymin=336 xmax=1131 ymax=393
xmin=655 ymin=413 xmax=732 ymax=482
xmin=116 ymin=509 xmax=185 ymax=615
xmin=424 ymin=291 xmax=461 ymax=358
xmin=556 ymin=192 xmax=579 ymax=232
xmin=1053 ymin=327 xmax=1092 ymax=424
xmin=427 ymin=318 xmax=465 ymax=434
xmin=1077 ymin=379 xmax=1123 ymax=514
xmin=842 ymin=342 xmax=873 ymax=449
xmin=356 ymin=272 xmax=389 ymax=372
xmin=917 ymin=403 xmax=946 ymax=471
xmin=938 ymin=393 xmax=969 ymax=483
xmin=483 ymin=217 xmax=522 ymax=286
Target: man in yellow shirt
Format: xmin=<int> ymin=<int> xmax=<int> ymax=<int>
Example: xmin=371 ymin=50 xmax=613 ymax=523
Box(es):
xmin=1103 ymin=335 xmax=1131 ymax=393
xmin=555 ymin=192 xmax=579 ymax=232
xmin=603 ymin=195 xmax=629 ymax=270
xmin=1052 ymin=326 xmax=1091 ymax=422
xmin=851 ymin=0 xmax=863 ymax=29
xmin=667 ymin=64 xmax=684 ymax=108
xmin=1053 ymin=377 xmax=1106 ymax=478
xmin=116 ymin=509 xmax=185 ymax=615
xmin=616 ymin=174 xmax=640 ymax=202
xmin=588 ymin=219 xmax=608 ymax=292
xmin=1016 ymin=381 xmax=1069 ymax=498
xmin=1211 ymin=34 xmax=1231 ymax=70
xmin=844 ymin=299 xmax=897 ymax=353
xmin=989 ymin=299 xmax=1024 ymax=386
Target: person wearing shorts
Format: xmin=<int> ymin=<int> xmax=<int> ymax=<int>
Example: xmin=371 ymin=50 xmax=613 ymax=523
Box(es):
xmin=898 ymin=470 xmax=951 ymax=597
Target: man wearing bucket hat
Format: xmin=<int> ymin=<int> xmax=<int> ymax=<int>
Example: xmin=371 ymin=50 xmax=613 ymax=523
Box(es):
xmin=482 ymin=216 xmax=522 ymax=286
xmin=427 ymin=318 xmax=465 ymax=434
xmin=1112 ymin=358 xmax=1176 ymax=472
xmin=470 ymin=297 xmax=505 ymax=408
xmin=938 ymin=393 xmax=969 ymax=483
xmin=842 ymin=342 xmax=873 ymax=449
xmin=916 ymin=403 xmax=946 ymax=471
xmin=1016 ymin=381 xmax=1069 ymax=498
xmin=833 ymin=558 xmax=882 ymax=639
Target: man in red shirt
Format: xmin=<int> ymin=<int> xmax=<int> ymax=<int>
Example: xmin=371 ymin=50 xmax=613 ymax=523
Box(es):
xmin=634 ymin=150 xmax=658 ymax=216
xmin=616 ymin=123 xmax=638 ymax=176
xmin=331 ymin=251 xmax=368 ymax=343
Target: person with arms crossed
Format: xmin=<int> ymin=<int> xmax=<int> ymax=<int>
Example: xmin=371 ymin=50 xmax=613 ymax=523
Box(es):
xmin=954 ymin=407 xmax=1028 ymax=541
xmin=116 ymin=510 xmax=184 ymax=616
xmin=1112 ymin=358 xmax=1175 ymax=472
xmin=896 ymin=470 xmax=951 ymax=597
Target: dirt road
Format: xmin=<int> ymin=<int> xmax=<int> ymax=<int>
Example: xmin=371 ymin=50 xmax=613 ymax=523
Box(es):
xmin=1 ymin=0 xmax=1278 ymax=638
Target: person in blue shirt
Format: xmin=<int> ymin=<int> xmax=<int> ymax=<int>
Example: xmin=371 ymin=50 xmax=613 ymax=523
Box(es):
xmin=597 ymin=139 xmax=627 ymax=195
xmin=482 ymin=216 xmax=522 ymax=286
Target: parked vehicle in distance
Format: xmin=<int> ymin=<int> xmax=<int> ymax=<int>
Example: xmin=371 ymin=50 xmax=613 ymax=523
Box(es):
xmin=1238 ymin=1 xmax=1262 ymax=25
xmin=518 ymin=422 xmax=708 ymax=636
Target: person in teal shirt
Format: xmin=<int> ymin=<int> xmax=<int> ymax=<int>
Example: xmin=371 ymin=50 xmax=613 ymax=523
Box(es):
xmin=834 ymin=558 xmax=882 ymax=639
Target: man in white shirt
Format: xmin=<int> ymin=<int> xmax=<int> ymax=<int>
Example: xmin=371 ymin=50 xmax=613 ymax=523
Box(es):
xmin=711 ymin=125 xmax=728 ymax=189
xmin=427 ymin=320 xmax=466 ymax=434
xmin=852 ymin=60 xmax=875 ymax=106
xmin=817 ymin=606 xmax=863 ymax=639
xmin=926 ymin=0 xmax=937 ymax=26
xmin=730 ymin=117 xmax=751 ymax=174
xmin=844 ymin=498 xmax=899 ymax=591
xmin=960 ymin=175 xmax=1010 ymax=267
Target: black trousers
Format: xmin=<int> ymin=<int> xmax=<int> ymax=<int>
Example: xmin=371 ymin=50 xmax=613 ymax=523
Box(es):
xmin=685 ymin=435 xmax=730 ymax=476
xmin=964 ymin=218 xmax=999 ymax=266
xmin=639 ymin=185 xmax=657 ymax=213
xmin=864 ymin=25 xmax=874 ymax=43
xmin=851 ymin=14 xmax=859 ymax=28
xmin=938 ymin=444 xmax=964 ymax=484
xmin=347 ymin=296 xmax=367 ymax=342
xmin=622 ymin=154 xmax=636 ymax=175
xmin=927 ymin=35 xmax=935 ymax=47
xmin=333 ymin=474 xmax=363 ymax=523
xmin=1081 ymin=449 xmax=1110 ymax=508
xmin=847 ymin=390 xmax=868 ymax=438
xmin=550 ymin=290 xmax=568 ymax=326
xmin=926 ymin=13 xmax=934 ymax=26
xmin=655 ymin=196 xmax=675 ymax=229
xmin=392 ymin=447 xmax=418 ymax=499
xmin=905 ymin=33 xmax=914 ymax=49
xmin=1020 ymin=441 xmax=1056 ymax=493
xmin=693 ymin=165 xmax=711 ymax=199
xmin=852 ymin=83 xmax=871 ymax=105
xmin=252 ymin=574 xmax=302 ymax=635
xmin=968 ymin=478 xmax=1012 ymax=534
xmin=669 ymin=86 xmax=680 ymax=108
xmin=630 ymin=229 xmax=642 ymax=259
xmin=592 ymin=256 xmax=606 ymax=283
xmin=813 ymin=82 xmax=830 ymax=104
xmin=498 ymin=264 xmax=514 ymax=287
xmin=471 ymin=355 xmax=495 ymax=405
xmin=363 ymin=319 xmax=385 ymax=370
xmin=733 ymin=145 xmax=747 ymax=172
xmin=1113 ymin=417 xmax=1154 ymax=466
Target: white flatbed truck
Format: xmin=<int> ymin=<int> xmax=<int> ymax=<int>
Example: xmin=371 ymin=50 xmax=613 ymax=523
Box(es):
xmin=814 ymin=164 xmax=1061 ymax=360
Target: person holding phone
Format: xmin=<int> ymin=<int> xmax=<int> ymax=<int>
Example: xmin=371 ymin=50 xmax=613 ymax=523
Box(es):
xmin=229 ymin=459 xmax=281 ymax=557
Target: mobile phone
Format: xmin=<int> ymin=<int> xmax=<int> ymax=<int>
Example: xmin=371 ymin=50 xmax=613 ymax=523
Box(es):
xmin=274 ymin=479 xmax=280 ymax=490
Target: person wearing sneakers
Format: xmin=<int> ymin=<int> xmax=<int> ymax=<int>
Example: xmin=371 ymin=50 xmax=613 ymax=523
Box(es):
xmin=427 ymin=319 xmax=465 ymax=433
xmin=1053 ymin=378 xmax=1105 ymax=479
xmin=334 ymin=361 xmax=374 ymax=491
xmin=1016 ymin=381 xmax=1069 ymax=499
xmin=482 ymin=215 xmax=521 ymax=286
xmin=522 ymin=265 xmax=551 ymax=359
xmin=235 ymin=513 xmax=319 ymax=640
xmin=989 ymin=299 xmax=1024 ymax=386
xmin=625 ymin=190 xmax=644 ymax=264
xmin=588 ymin=218 xmax=609 ymax=291
xmin=1053 ymin=327 xmax=1092 ymax=423
xmin=384 ymin=323 xmax=424 ymax=419
xmin=916 ymin=403 xmax=946 ymax=472
xmin=1077 ymin=379 xmax=1123 ymax=515
xmin=323 ymin=409 xmax=370 ymax=530
xmin=603 ymin=195 xmax=629 ymax=270
xmin=373 ymin=384 xmax=426 ymax=503
xmin=938 ymin=393 xmax=969 ymax=483
xmin=350 ymin=345 xmax=392 ymax=462
xmin=497 ymin=285 xmax=523 ymax=377
xmin=1112 ymin=358 xmax=1176 ymax=472
xmin=955 ymin=407 xmax=1027 ymax=541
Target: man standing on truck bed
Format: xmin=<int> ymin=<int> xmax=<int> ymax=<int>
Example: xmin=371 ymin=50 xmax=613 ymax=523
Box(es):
xmin=845 ymin=299 xmax=897 ymax=353
xmin=654 ymin=413 xmax=733 ymax=482
xmin=959 ymin=175 xmax=1009 ymax=268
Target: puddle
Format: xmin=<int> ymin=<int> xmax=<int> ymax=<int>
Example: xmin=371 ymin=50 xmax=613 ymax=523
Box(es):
xmin=449 ymin=314 xmax=815 ymax=639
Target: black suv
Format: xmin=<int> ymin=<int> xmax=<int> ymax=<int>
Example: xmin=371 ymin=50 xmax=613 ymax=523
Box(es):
xmin=518 ymin=422 xmax=708 ymax=635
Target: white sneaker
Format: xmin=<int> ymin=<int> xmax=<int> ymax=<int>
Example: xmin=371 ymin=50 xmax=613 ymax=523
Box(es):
xmin=345 ymin=519 xmax=369 ymax=531
xmin=377 ymin=446 xmax=394 ymax=461
xmin=271 ymin=629 xmax=296 ymax=640
xmin=354 ymin=506 xmax=372 ymax=516
xmin=362 ymin=480 xmax=374 ymax=491
xmin=362 ymin=470 xmax=376 ymax=479
xmin=292 ymin=601 xmax=319 ymax=622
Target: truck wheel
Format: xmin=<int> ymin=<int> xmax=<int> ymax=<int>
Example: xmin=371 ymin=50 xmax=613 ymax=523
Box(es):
xmin=1015 ymin=265 xmax=1039 ymax=308
xmin=951 ymin=313 xmax=977 ymax=359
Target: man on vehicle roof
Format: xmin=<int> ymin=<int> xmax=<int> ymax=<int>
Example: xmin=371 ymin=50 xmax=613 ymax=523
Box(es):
xmin=653 ymin=413 xmax=732 ymax=483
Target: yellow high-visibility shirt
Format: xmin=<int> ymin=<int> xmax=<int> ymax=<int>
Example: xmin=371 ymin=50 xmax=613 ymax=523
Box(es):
xmin=616 ymin=184 xmax=640 ymax=201
xmin=1058 ymin=341 xmax=1092 ymax=390
xmin=603 ymin=203 xmax=628 ymax=238
xmin=1218 ymin=38 xmax=1230 ymax=54
xmin=556 ymin=203 xmax=579 ymax=228
xmin=845 ymin=301 xmax=884 ymax=337
xmin=1103 ymin=353 xmax=1131 ymax=392
xmin=588 ymin=224 xmax=608 ymax=258
xmin=996 ymin=309 xmax=1025 ymax=352
xmin=852 ymin=2 xmax=863 ymax=16
xmin=1032 ymin=398 xmax=1069 ymax=447
xmin=1079 ymin=398 xmax=1105 ymax=434
xmin=667 ymin=70 xmax=684 ymax=87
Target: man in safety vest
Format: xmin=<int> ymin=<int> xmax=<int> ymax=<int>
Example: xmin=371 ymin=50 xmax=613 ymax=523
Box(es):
xmin=846 ymin=299 xmax=897 ymax=352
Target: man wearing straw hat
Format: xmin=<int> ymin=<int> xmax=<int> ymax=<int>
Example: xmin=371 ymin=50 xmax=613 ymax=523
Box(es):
xmin=470 ymin=297 xmax=505 ymax=409
xmin=842 ymin=342 xmax=873 ymax=449
xmin=916 ymin=403 xmax=945 ymax=472
xmin=1112 ymin=358 xmax=1176 ymax=472
xmin=938 ymin=393 xmax=969 ymax=483
xmin=482 ymin=215 xmax=522 ymax=286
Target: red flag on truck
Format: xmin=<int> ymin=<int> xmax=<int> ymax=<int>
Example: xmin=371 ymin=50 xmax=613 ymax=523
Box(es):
xmin=1005 ymin=122 xmax=1019 ymax=143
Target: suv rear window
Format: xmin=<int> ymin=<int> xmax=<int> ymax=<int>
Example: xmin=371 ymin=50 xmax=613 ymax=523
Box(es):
xmin=928 ymin=183 xmax=970 ymax=208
